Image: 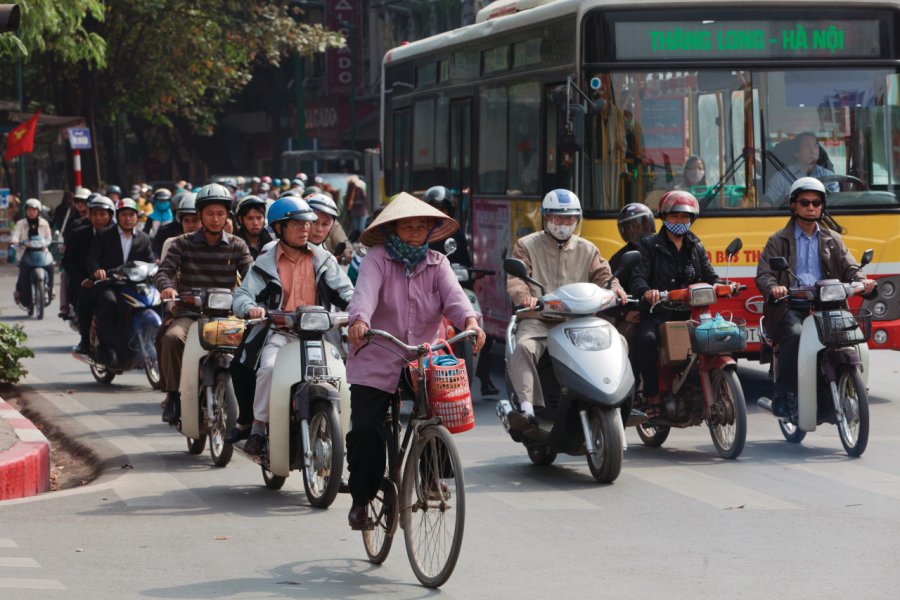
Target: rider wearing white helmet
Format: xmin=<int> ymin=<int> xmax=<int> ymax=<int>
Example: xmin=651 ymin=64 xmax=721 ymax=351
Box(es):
xmin=506 ymin=189 xmax=626 ymax=425
xmin=306 ymin=192 xmax=352 ymax=263
xmin=755 ymin=177 xmax=877 ymax=416
xmin=11 ymin=198 xmax=54 ymax=314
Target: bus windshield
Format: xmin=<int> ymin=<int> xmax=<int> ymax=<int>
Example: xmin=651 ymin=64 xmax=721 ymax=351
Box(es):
xmin=582 ymin=68 xmax=900 ymax=214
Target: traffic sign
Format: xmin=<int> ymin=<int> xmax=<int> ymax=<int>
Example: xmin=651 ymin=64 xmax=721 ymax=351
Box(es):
xmin=67 ymin=128 xmax=92 ymax=150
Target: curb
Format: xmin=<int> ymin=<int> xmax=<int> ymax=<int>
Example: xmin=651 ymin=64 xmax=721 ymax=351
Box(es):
xmin=0 ymin=397 xmax=51 ymax=500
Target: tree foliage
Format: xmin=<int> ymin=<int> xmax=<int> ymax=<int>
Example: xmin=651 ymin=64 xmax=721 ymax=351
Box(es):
xmin=0 ymin=323 xmax=34 ymax=384
xmin=0 ymin=0 xmax=106 ymax=66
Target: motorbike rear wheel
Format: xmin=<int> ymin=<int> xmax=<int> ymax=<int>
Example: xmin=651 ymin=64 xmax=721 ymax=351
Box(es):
xmin=402 ymin=424 xmax=465 ymax=588
xmin=526 ymin=445 xmax=557 ymax=466
xmin=836 ymin=366 xmax=869 ymax=457
xmin=89 ymin=323 xmax=115 ymax=384
xmin=208 ymin=371 xmax=237 ymax=467
xmin=303 ymin=401 xmax=344 ymax=508
xmin=138 ymin=327 xmax=161 ymax=390
xmin=363 ymin=477 xmax=398 ymax=564
xmin=586 ymin=407 xmax=623 ymax=484
xmin=636 ymin=423 xmax=670 ymax=447
xmin=708 ymin=369 xmax=747 ymax=459
xmin=778 ymin=419 xmax=806 ymax=444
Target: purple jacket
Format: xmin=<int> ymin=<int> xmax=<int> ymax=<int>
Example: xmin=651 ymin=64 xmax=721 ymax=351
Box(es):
xmin=347 ymin=244 xmax=478 ymax=393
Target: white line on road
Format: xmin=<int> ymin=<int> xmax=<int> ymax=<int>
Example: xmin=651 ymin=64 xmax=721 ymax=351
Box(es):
xmin=787 ymin=462 xmax=900 ymax=501
xmin=488 ymin=489 xmax=602 ymax=510
xmin=0 ymin=557 xmax=39 ymax=567
xmin=0 ymin=578 xmax=66 ymax=590
xmin=628 ymin=466 xmax=801 ymax=510
xmin=0 ymin=539 xmax=17 ymax=548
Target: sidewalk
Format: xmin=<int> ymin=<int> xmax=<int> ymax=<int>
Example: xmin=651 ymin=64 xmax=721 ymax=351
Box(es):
xmin=0 ymin=396 xmax=51 ymax=500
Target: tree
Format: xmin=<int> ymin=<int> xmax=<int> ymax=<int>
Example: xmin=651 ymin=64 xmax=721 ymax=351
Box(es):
xmin=0 ymin=0 xmax=105 ymax=66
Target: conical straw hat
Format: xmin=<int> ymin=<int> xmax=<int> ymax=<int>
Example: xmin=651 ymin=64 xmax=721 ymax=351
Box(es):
xmin=360 ymin=191 xmax=459 ymax=247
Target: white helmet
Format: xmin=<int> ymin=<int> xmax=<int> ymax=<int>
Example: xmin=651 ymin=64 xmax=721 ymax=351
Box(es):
xmin=24 ymin=198 xmax=42 ymax=211
xmin=305 ymin=192 xmax=339 ymax=218
xmin=541 ymin=189 xmax=582 ymax=217
xmin=788 ymin=176 xmax=827 ymax=204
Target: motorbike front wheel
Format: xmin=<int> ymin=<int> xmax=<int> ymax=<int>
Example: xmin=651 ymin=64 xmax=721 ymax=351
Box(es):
xmin=586 ymin=407 xmax=623 ymax=484
xmin=707 ymin=369 xmax=747 ymax=459
xmin=31 ymin=275 xmax=45 ymax=320
xmin=778 ymin=419 xmax=807 ymax=444
xmin=636 ymin=423 xmax=670 ymax=447
xmin=208 ymin=371 xmax=237 ymax=467
xmin=186 ymin=436 xmax=206 ymax=455
xmin=835 ymin=366 xmax=869 ymax=457
xmin=526 ymin=445 xmax=557 ymax=466
xmin=89 ymin=324 xmax=114 ymax=384
xmin=137 ymin=327 xmax=161 ymax=389
xmin=303 ymin=402 xmax=344 ymax=508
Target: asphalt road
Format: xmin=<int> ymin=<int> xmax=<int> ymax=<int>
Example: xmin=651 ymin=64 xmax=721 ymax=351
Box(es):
xmin=2 ymin=264 xmax=899 ymax=599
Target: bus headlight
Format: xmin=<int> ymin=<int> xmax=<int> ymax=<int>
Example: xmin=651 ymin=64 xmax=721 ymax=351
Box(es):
xmin=873 ymin=329 xmax=888 ymax=345
xmin=879 ymin=281 xmax=895 ymax=298
xmin=872 ymin=302 xmax=887 ymax=317
xmin=565 ymin=326 xmax=612 ymax=351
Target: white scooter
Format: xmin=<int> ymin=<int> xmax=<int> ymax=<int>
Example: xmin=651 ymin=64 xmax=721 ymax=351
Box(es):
xmin=496 ymin=252 xmax=641 ymax=483
xmin=757 ymin=251 xmax=874 ymax=457
xmin=250 ymin=306 xmax=350 ymax=509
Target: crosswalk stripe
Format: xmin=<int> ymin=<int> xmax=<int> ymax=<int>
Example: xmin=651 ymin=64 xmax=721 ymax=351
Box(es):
xmin=0 ymin=539 xmax=17 ymax=548
xmin=787 ymin=462 xmax=900 ymax=501
xmin=627 ymin=466 xmax=801 ymax=510
xmin=0 ymin=557 xmax=39 ymax=567
xmin=0 ymin=578 xmax=66 ymax=590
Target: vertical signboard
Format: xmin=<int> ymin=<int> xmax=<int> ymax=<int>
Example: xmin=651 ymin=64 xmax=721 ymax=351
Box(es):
xmin=326 ymin=0 xmax=362 ymax=95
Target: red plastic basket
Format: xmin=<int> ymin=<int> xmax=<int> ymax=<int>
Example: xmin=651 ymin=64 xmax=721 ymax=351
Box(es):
xmin=409 ymin=342 xmax=474 ymax=434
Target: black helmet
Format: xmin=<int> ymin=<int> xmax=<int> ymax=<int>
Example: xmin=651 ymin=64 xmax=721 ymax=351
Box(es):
xmin=194 ymin=183 xmax=233 ymax=212
xmin=424 ymin=186 xmax=455 ymax=218
xmin=106 ymin=184 xmax=123 ymax=197
xmin=617 ymin=203 xmax=656 ymax=245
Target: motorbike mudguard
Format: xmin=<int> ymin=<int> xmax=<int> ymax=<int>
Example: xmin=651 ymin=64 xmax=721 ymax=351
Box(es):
xmin=269 ymin=338 xmax=302 ymax=478
xmin=797 ymin=317 xmax=823 ymax=432
xmin=323 ymin=339 xmax=351 ymax=437
xmin=30 ymin=267 xmax=47 ymax=283
xmin=132 ymin=307 xmax=163 ymax=332
xmin=178 ymin=321 xmax=209 ymax=440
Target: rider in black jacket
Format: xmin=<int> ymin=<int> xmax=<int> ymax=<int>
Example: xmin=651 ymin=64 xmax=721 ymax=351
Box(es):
xmin=630 ymin=191 xmax=720 ymax=413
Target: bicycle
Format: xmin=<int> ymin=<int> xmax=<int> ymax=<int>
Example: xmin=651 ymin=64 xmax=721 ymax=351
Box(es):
xmin=357 ymin=328 xmax=474 ymax=588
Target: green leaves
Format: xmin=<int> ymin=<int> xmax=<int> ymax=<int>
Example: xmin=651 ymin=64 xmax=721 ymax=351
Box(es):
xmin=0 ymin=323 xmax=34 ymax=384
xmin=0 ymin=0 xmax=106 ymax=66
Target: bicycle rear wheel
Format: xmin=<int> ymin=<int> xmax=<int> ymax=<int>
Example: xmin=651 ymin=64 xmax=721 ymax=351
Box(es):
xmin=363 ymin=477 xmax=398 ymax=564
xmin=401 ymin=424 xmax=465 ymax=588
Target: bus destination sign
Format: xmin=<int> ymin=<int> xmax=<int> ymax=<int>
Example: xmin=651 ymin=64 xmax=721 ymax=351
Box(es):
xmin=615 ymin=20 xmax=881 ymax=60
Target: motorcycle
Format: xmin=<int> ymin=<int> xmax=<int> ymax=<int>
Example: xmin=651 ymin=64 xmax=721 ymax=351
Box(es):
xmin=173 ymin=288 xmax=243 ymax=466
xmin=71 ymin=260 xmax=162 ymax=388
xmin=496 ymin=252 xmax=641 ymax=483
xmin=246 ymin=306 xmax=349 ymax=508
xmin=16 ymin=236 xmax=54 ymax=320
xmin=756 ymin=250 xmax=874 ymax=457
xmin=633 ymin=239 xmax=748 ymax=459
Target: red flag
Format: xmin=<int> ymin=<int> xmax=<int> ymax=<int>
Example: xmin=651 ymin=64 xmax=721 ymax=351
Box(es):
xmin=4 ymin=110 xmax=40 ymax=161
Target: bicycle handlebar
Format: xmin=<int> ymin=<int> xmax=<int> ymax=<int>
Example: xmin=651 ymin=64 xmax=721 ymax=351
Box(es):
xmin=365 ymin=328 xmax=476 ymax=357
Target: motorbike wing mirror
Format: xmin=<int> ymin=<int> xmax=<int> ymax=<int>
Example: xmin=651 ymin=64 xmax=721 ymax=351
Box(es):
xmin=334 ymin=241 xmax=347 ymax=255
xmin=725 ymin=238 xmax=743 ymax=261
xmin=503 ymin=257 xmax=545 ymax=296
xmin=860 ymin=248 xmax=873 ymax=268
xmin=769 ymin=257 xmax=790 ymax=272
xmin=443 ymin=237 xmax=458 ymax=257
xmin=610 ymin=250 xmax=641 ymax=286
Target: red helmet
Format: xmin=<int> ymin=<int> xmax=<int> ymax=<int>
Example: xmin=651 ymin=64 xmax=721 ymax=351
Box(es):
xmin=658 ymin=190 xmax=700 ymax=222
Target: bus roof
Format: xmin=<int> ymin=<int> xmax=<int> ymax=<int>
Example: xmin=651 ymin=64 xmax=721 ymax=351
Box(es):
xmin=384 ymin=0 xmax=900 ymax=65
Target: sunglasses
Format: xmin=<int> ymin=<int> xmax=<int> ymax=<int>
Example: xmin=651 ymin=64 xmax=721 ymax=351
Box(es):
xmin=796 ymin=199 xmax=823 ymax=208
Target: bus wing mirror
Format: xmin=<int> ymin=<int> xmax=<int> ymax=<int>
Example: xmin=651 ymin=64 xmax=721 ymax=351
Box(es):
xmin=559 ymin=104 xmax=585 ymax=152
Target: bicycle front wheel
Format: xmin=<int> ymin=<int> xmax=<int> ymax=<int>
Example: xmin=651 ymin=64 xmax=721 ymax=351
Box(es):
xmin=401 ymin=425 xmax=465 ymax=588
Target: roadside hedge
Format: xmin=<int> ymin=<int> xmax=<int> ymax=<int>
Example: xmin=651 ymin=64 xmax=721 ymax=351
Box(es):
xmin=0 ymin=322 xmax=34 ymax=384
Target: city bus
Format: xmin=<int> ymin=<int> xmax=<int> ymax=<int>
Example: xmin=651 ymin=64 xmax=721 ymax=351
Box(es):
xmin=380 ymin=0 xmax=900 ymax=352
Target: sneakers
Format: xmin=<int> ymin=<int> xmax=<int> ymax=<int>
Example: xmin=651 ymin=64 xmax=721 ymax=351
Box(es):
xmin=480 ymin=380 xmax=500 ymax=396
xmin=224 ymin=426 xmax=250 ymax=444
xmin=162 ymin=393 xmax=180 ymax=424
xmin=73 ymin=340 xmax=91 ymax=355
xmin=243 ymin=433 xmax=266 ymax=457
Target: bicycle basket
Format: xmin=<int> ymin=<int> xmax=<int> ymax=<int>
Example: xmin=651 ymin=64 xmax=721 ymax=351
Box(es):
xmin=813 ymin=309 xmax=871 ymax=347
xmin=688 ymin=316 xmax=747 ymax=355
xmin=408 ymin=342 xmax=474 ymax=434
xmin=199 ymin=317 xmax=245 ymax=350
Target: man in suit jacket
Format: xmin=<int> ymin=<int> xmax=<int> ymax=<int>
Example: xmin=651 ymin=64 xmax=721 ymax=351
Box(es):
xmin=65 ymin=196 xmax=115 ymax=354
xmin=87 ymin=199 xmax=155 ymax=364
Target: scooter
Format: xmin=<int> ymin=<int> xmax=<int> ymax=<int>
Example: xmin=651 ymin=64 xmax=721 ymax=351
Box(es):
xmin=72 ymin=261 xmax=162 ymax=388
xmin=174 ymin=288 xmax=242 ymax=466
xmin=16 ymin=237 xmax=54 ymax=320
xmin=247 ymin=306 xmax=349 ymax=508
xmin=757 ymin=250 xmax=874 ymax=457
xmin=633 ymin=239 xmax=748 ymax=459
xmin=496 ymin=252 xmax=641 ymax=483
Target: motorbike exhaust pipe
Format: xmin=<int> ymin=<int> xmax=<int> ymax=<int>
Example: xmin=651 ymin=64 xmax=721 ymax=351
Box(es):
xmin=756 ymin=397 xmax=774 ymax=414
xmin=71 ymin=352 xmax=96 ymax=366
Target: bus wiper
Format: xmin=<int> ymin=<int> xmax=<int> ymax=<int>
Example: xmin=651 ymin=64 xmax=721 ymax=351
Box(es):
xmin=698 ymin=148 xmax=749 ymax=211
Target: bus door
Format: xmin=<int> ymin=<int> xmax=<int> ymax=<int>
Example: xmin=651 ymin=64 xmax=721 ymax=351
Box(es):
xmin=449 ymin=98 xmax=473 ymax=228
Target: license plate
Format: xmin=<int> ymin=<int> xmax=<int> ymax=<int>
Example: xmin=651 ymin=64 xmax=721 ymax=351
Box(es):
xmin=745 ymin=327 xmax=760 ymax=344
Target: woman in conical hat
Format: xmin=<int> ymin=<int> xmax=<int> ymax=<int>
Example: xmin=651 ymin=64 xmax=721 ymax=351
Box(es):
xmin=344 ymin=191 xmax=485 ymax=529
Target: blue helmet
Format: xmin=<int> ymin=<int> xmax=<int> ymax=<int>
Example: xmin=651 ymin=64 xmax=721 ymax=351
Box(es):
xmin=267 ymin=196 xmax=317 ymax=227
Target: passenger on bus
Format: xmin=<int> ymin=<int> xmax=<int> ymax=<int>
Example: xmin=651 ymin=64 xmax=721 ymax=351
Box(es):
xmin=755 ymin=177 xmax=876 ymax=417
xmin=630 ymin=191 xmax=721 ymax=417
xmin=506 ymin=190 xmax=626 ymax=424
xmin=765 ymin=132 xmax=839 ymax=204
xmin=675 ymin=155 xmax=708 ymax=192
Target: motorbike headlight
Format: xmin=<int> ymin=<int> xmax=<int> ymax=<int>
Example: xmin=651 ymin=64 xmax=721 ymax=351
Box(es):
xmin=207 ymin=291 xmax=234 ymax=311
xmin=819 ymin=283 xmax=847 ymax=302
xmin=452 ymin=265 xmax=468 ymax=282
xmin=299 ymin=311 xmax=331 ymax=332
xmin=689 ymin=286 xmax=716 ymax=307
xmin=565 ymin=325 xmax=612 ymax=351
xmin=124 ymin=264 xmax=149 ymax=282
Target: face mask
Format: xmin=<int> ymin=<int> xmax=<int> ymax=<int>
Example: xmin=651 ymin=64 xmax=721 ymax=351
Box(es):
xmin=155 ymin=201 xmax=171 ymax=212
xmin=545 ymin=222 xmax=576 ymax=241
xmin=664 ymin=221 xmax=690 ymax=236
xmin=686 ymin=169 xmax=705 ymax=184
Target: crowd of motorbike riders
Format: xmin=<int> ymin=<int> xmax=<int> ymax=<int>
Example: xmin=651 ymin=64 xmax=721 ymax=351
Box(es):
xmin=10 ymin=168 xmax=877 ymax=524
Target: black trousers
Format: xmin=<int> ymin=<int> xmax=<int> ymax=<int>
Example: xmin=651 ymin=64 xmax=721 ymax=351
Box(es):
xmin=93 ymin=287 xmax=120 ymax=355
xmin=230 ymin=360 xmax=257 ymax=427
xmin=346 ymin=384 xmax=393 ymax=506
xmin=636 ymin=310 xmax=689 ymax=398
xmin=77 ymin=287 xmax=94 ymax=342
xmin=774 ymin=307 xmax=806 ymax=398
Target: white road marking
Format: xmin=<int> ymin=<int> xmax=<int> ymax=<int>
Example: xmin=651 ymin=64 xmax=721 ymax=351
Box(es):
xmin=0 ymin=578 xmax=66 ymax=590
xmin=0 ymin=557 xmax=39 ymax=567
xmin=0 ymin=539 xmax=17 ymax=548
xmin=787 ymin=462 xmax=900 ymax=501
